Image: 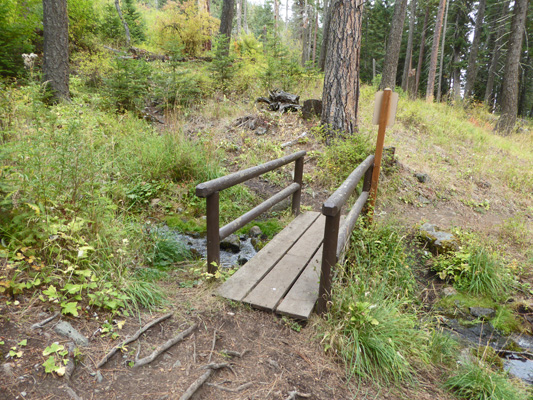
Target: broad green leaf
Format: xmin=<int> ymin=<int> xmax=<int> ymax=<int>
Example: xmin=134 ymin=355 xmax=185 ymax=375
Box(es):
xmin=43 ymin=343 xmax=64 ymax=356
xmin=42 ymin=356 xmax=59 ymax=373
xmin=61 ymin=302 xmax=79 ymax=316
xmin=42 ymin=285 xmax=59 ymax=299
xmin=18 ymin=339 xmax=27 ymax=347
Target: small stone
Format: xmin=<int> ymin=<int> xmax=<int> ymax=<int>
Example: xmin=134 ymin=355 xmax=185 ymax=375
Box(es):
xmin=163 ymin=354 xmax=172 ymax=360
xmin=227 ymin=312 xmax=235 ymax=316
xmin=238 ymin=256 xmax=249 ymax=265
xmin=249 ymin=226 xmax=263 ymax=237
xmin=96 ymin=370 xmax=104 ymax=383
xmin=2 ymin=363 xmax=15 ymax=378
xmin=255 ymin=127 xmax=268 ymax=136
xmin=54 ymin=321 xmax=89 ymax=347
xmin=172 ymin=360 xmax=182 ymax=369
xmin=151 ymin=198 xmax=161 ymax=207
xmin=418 ymin=196 xmax=431 ymax=204
xmin=21 ymin=392 xmax=26 ymax=397
xmin=443 ymin=287 xmax=457 ymax=297
xmin=470 ymin=307 xmax=496 ymax=320
xmin=415 ymin=173 xmax=429 ymax=183
xmin=220 ymin=234 xmax=241 ymax=253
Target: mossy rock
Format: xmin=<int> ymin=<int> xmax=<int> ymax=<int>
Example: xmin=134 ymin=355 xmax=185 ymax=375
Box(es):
xmin=419 ymin=223 xmax=458 ymax=255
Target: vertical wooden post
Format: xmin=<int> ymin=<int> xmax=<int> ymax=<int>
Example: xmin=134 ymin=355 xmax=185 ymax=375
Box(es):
xmin=363 ymin=163 xmax=374 ymax=192
xmin=368 ymin=88 xmax=392 ymax=220
xmin=291 ymin=156 xmax=304 ymax=215
xmin=317 ymin=211 xmax=341 ymax=315
xmin=206 ymin=192 xmax=220 ymax=274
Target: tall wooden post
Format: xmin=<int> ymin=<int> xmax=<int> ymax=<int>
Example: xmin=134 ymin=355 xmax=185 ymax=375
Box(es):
xmin=206 ymin=192 xmax=220 ymax=274
xmin=368 ymin=88 xmax=392 ymax=220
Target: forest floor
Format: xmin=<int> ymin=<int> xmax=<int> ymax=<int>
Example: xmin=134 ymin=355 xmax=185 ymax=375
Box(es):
xmin=1 ymin=94 xmax=532 ymax=400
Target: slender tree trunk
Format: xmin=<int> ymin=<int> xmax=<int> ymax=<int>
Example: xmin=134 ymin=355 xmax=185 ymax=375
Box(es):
xmin=463 ymin=0 xmax=487 ymax=99
xmin=301 ymin=0 xmax=309 ymax=66
xmin=321 ymin=0 xmax=364 ymax=138
xmin=285 ymin=0 xmax=289 ymax=34
xmin=115 ymin=0 xmax=131 ymax=46
xmin=436 ymin=0 xmax=449 ymax=102
xmin=312 ymin=1 xmax=318 ymax=66
xmin=274 ymin=0 xmax=279 ymax=30
xmin=236 ymin=0 xmax=242 ymax=36
xmin=426 ymin=0 xmax=446 ymax=102
xmin=495 ymin=0 xmax=528 ymax=133
xmin=518 ymin=52 xmax=530 ymax=116
xmin=43 ymin=0 xmax=69 ymax=101
xmin=415 ymin=6 xmax=430 ymax=96
xmin=318 ymin=0 xmax=332 ymax=71
xmin=401 ymin=0 xmax=417 ymax=91
xmin=219 ymin=0 xmax=235 ymax=54
xmin=451 ymin=10 xmax=462 ymax=101
xmin=484 ymin=0 xmax=509 ymax=107
xmin=243 ymin=0 xmax=249 ymax=33
xmin=380 ymin=0 xmax=408 ymax=90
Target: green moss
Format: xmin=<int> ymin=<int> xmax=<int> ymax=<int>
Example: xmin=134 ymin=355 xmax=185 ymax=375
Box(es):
xmin=165 ymin=216 xmax=206 ymax=234
xmin=236 ymin=218 xmax=285 ymax=239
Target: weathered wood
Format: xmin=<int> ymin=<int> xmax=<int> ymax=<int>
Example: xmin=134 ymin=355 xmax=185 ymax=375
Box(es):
xmin=276 ymin=247 xmax=322 ymax=319
xmin=336 ymin=191 xmax=369 ymax=258
xmin=207 ymin=192 xmax=220 ymax=273
xmin=217 ymin=212 xmax=320 ymax=302
xmin=242 ymin=216 xmax=325 ymax=310
xmin=219 ymin=183 xmax=300 ymax=241
xmin=317 ymin=212 xmax=340 ymax=315
xmin=322 ymin=155 xmax=374 ymax=216
xmin=196 ymin=151 xmax=306 ymax=198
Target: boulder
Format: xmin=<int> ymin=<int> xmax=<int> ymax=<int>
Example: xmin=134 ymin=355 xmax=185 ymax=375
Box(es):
xmin=419 ymin=223 xmax=458 ymax=254
xmin=220 ymin=234 xmax=241 ymax=253
xmin=54 ymin=321 xmax=89 ymax=347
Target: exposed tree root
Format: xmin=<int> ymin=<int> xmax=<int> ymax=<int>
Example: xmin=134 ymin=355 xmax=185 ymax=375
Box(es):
xmin=179 ymin=363 xmax=232 ymax=400
xmin=284 ymin=390 xmax=311 ymax=400
xmin=96 ymin=312 xmax=173 ymax=368
xmin=133 ymin=323 xmax=197 ymax=368
xmin=30 ymin=312 xmax=60 ymax=330
xmin=207 ymin=381 xmax=253 ymax=392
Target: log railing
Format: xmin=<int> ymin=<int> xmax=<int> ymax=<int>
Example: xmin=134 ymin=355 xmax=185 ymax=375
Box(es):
xmin=317 ymin=155 xmax=375 ymax=314
xmin=195 ymin=151 xmax=306 ymax=274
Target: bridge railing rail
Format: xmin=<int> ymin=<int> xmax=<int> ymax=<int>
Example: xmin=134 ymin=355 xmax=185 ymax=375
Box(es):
xmin=195 ymin=150 xmax=306 ymax=273
xmin=317 ymin=154 xmax=375 ymax=314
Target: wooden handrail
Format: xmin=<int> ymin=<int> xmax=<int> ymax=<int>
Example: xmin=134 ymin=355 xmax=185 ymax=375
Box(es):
xmin=317 ymin=154 xmax=375 ymax=314
xmin=196 ymin=151 xmax=306 ymax=274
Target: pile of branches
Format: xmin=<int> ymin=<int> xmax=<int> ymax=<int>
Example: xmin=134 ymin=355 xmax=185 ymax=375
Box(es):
xmin=256 ymin=90 xmax=302 ymax=113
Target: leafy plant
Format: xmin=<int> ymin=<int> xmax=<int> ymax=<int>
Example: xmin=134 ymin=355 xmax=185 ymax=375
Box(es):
xmin=432 ymin=244 xmax=512 ymax=299
xmin=105 ymin=58 xmax=152 ymax=111
xmin=209 ymin=35 xmax=241 ymax=94
xmin=42 ymin=342 xmax=70 ymax=376
xmin=445 ymin=360 xmax=526 ymax=400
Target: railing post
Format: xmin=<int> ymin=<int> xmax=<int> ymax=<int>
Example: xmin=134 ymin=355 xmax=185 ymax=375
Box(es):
xmin=291 ymin=156 xmax=304 ymax=215
xmin=363 ymin=163 xmax=374 ymax=192
xmin=317 ymin=211 xmax=341 ymax=315
xmin=206 ymin=191 xmax=220 ymax=274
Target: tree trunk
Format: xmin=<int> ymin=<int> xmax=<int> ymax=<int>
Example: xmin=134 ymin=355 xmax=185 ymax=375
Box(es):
xmin=243 ymin=0 xmax=249 ymax=33
xmin=463 ymin=0 xmax=487 ymax=99
xmin=451 ymin=10 xmax=462 ymax=101
xmin=380 ymin=0 xmax=408 ymax=90
xmin=426 ymin=0 xmax=446 ymax=102
xmin=318 ymin=0 xmax=332 ymax=71
xmin=43 ymin=0 xmax=70 ymax=101
xmin=301 ymin=0 xmax=309 ymax=66
xmin=236 ymin=0 xmax=242 ymax=36
xmin=219 ymin=0 xmax=235 ymax=54
xmin=401 ymin=0 xmax=417 ymax=91
xmin=436 ymin=0 xmax=449 ymax=102
xmin=495 ymin=0 xmax=528 ymax=133
xmin=312 ymin=2 xmax=318 ymax=66
xmin=518 ymin=52 xmax=530 ymax=116
xmin=274 ymin=0 xmax=279 ymax=30
xmin=321 ymin=0 xmax=364 ymax=138
xmin=484 ymin=1 xmax=509 ymax=107
xmin=115 ymin=0 xmax=131 ymax=46
xmin=285 ymin=0 xmax=289 ymax=34
xmin=415 ymin=6 xmax=430 ymax=96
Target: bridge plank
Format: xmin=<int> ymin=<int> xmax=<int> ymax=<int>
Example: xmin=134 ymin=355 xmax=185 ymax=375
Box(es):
xmin=216 ymin=212 xmax=320 ymax=302
xmin=276 ymin=246 xmax=322 ymax=319
xmin=242 ymin=216 xmax=325 ymax=310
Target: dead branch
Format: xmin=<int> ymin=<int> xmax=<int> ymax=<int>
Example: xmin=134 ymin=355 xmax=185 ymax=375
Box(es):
xmin=281 ymin=132 xmax=308 ymax=149
xmin=30 ymin=312 xmax=60 ymax=330
xmin=192 ymin=335 xmax=197 ymax=364
xmin=179 ymin=363 xmax=232 ymax=400
xmin=207 ymin=382 xmax=253 ymax=392
xmin=285 ymin=390 xmax=311 ymax=400
xmin=133 ymin=323 xmax=197 ymax=368
xmin=97 ymin=312 xmax=172 ymax=368
xmin=497 ymin=349 xmax=533 ymax=359
xmin=221 ymin=349 xmax=250 ymax=358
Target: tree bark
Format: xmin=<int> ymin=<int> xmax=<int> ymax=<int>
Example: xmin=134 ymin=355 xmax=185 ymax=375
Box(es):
xmin=463 ymin=0 xmax=487 ymax=100
xmin=380 ymin=0 xmax=408 ymax=90
xmin=321 ymin=0 xmax=364 ymax=138
xmin=236 ymin=0 xmax=242 ymax=36
xmin=312 ymin=2 xmax=318 ymax=66
xmin=318 ymin=0 xmax=332 ymax=71
xmin=484 ymin=0 xmax=509 ymax=108
xmin=426 ymin=0 xmax=446 ymax=102
xmin=274 ymin=0 xmax=279 ymax=30
xmin=42 ymin=0 xmax=70 ymax=101
xmin=301 ymin=0 xmax=309 ymax=66
xmin=436 ymin=0 xmax=449 ymax=102
xmin=495 ymin=0 xmax=528 ymax=133
xmin=243 ymin=0 xmax=249 ymax=33
xmin=518 ymin=52 xmax=530 ymax=116
xmin=115 ymin=0 xmax=131 ymax=46
xmin=219 ymin=0 xmax=235 ymax=54
xmin=451 ymin=10 xmax=462 ymax=101
xmin=415 ymin=6 xmax=430 ymax=96
xmin=401 ymin=0 xmax=417 ymax=91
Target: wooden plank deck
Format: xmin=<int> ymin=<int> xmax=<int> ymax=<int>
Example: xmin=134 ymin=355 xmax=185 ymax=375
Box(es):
xmin=217 ymin=211 xmax=325 ymax=320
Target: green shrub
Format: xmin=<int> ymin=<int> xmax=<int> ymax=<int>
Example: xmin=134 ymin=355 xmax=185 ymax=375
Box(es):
xmin=209 ymin=35 xmax=241 ymax=94
xmin=105 ymin=58 xmax=152 ymax=111
xmin=432 ymin=244 xmax=513 ymax=299
xmin=445 ymin=360 xmax=526 ymax=400
xmin=146 ymin=230 xmax=191 ymax=269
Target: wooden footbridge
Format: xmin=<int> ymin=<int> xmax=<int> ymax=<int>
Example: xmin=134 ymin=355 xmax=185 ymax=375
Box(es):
xmin=195 ymin=151 xmax=377 ymax=319
xmin=195 ymin=90 xmax=396 ymax=319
